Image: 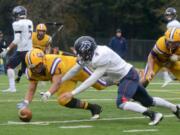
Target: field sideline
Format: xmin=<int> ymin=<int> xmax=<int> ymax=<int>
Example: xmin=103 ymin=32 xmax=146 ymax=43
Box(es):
xmin=0 ymin=75 xmax=180 ymax=135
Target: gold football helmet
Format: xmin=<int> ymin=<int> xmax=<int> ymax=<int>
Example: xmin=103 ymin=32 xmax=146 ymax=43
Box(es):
xmin=25 ymin=48 xmax=45 ymax=69
xmin=36 ymin=23 xmax=47 ymax=32
xmin=165 ymin=28 xmax=180 ymax=42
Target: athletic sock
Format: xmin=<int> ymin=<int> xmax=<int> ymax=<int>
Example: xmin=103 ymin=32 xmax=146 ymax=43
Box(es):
xmin=153 ymin=97 xmax=177 ymax=112
xmin=7 ymin=68 xmax=16 ymax=91
xmin=120 ymin=101 xmax=147 ymax=113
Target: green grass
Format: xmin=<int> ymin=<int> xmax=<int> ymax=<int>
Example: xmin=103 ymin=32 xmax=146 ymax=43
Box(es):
xmin=0 ymin=75 xmax=180 ymax=135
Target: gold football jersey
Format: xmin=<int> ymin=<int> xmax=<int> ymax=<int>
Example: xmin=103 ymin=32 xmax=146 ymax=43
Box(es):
xmin=32 ymin=32 xmax=52 ymax=52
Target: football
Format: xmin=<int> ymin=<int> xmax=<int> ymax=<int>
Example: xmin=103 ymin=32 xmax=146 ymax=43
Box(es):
xmin=18 ymin=108 xmax=32 ymax=122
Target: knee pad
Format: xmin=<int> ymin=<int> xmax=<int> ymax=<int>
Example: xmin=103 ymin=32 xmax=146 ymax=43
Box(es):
xmin=116 ymin=96 xmax=128 ymax=108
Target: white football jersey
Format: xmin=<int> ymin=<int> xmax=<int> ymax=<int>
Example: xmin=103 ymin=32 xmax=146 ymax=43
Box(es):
xmin=167 ymin=19 xmax=180 ymax=29
xmin=12 ymin=19 xmax=33 ymax=51
xmin=79 ymin=46 xmax=132 ymax=82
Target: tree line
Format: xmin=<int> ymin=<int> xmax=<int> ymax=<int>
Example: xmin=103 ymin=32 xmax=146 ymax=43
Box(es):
xmin=0 ymin=0 xmax=179 ymax=49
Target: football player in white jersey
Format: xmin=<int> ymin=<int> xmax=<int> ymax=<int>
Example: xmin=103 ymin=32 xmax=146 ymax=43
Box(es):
xmin=40 ymin=36 xmax=180 ymax=126
xmin=1 ymin=6 xmax=33 ymax=92
xmin=161 ymin=7 xmax=180 ymax=87
xmin=165 ymin=7 xmax=180 ymax=29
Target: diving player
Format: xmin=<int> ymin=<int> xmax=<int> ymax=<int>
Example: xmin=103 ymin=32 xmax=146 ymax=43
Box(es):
xmin=55 ymin=36 xmax=180 ymax=126
xmin=17 ymin=48 xmax=108 ymax=120
xmin=15 ymin=23 xmax=52 ymax=83
xmin=1 ymin=6 xmax=33 ymax=92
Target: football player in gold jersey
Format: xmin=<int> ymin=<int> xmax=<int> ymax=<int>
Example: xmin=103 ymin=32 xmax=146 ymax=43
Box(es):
xmin=141 ymin=28 xmax=180 ymax=87
xmin=32 ymin=23 xmax=52 ymax=53
xmin=17 ymin=48 xmax=108 ymax=120
xmin=15 ymin=23 xmax=52 ymax=83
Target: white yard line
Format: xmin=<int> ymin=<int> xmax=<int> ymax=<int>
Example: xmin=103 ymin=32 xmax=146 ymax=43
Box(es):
xmin=0 ymin=97 xmax=180 ymax=103
xmin=59 ymin=125 xmax=93 ymax=129
xmin=123 ymin=129 xmax=158 ymax=133
xmin=0 ymin=114 xmax=173 ymax=126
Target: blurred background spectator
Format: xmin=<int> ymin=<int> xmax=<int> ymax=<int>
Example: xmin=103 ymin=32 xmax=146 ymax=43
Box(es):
xmin=108 ymin=28 xmax=127 ymax=59
xmin=0 ymin=30 xmax=8 ymax=74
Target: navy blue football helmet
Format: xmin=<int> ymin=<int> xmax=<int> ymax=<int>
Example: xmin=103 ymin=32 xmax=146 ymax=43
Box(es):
xmin=74 ymin=36 xmax=97 ymax=61
xmin=12 ymin=6 xmax=27 ymax=20
xmin=164 ymin=7 xmax=177 ymax=22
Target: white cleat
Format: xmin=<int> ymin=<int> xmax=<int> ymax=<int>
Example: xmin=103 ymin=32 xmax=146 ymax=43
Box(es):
xmin=149 ymin=113 xmax=163 ymax=126
xmin=2 ymin=88 xmax=16 ymax=93
xmin=91 ymin=114 xmax=100 ymax=120
xmin=161 ymin=78 xmax=173 ymax=88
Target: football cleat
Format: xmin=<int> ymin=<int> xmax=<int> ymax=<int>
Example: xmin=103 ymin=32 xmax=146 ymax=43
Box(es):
xmin=15 ymin=77 xmax=21 ymax=83
xmin=173 ymin=105 xmax=180 ymax=119
xmin=90 ymin=104 xmax=102 ymax=120
xmin=149 ymin=112 xmax=163 ymax=126
xmin=2 ymin=88 xmax=16 ymax=93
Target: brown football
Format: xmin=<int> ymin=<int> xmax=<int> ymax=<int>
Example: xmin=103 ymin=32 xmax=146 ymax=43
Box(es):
xmin=18 ymin=108 xmax=32 ymax=122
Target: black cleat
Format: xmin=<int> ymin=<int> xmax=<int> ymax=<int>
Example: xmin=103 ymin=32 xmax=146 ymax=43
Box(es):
xmin=148 ymin=112 xmax=163 ymax=126
xmin=15 ymin=77 xmax=21 ymax=83
xmin=143 ymin=110 xmax=163 ymax=126
xmin=90 ymin=104 xmax=102 ymax=120
xmin=173 ymin=105 xmax=180 ymax=119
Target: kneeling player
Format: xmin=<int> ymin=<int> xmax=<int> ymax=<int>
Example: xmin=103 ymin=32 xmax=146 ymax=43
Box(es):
xmin=17 ymin=48 xmax=108 ymax=119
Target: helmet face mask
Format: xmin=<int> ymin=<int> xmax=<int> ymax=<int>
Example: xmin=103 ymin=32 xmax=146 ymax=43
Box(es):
xmin=164 ymin=7 xmax=177 ymax=22
xmin=37 ymin=30 xmax=46 ymax=40
xmin=74 ymin=36 xmax=97 ymax=61
xmin=166 ymin=40 xmax=180 ymax=50
xmin=36 ymin=24 xmax=47 ymax=40
xmin=30 ymin=62 xmax=46 ymax=74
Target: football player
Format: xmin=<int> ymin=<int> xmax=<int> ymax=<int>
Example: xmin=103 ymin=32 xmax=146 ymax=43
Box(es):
xmin=15 ymin=23 xmax=52 ymax=83
xmin=141 ymin=28 xmax=180 ymax=87
xmin=55 ymin=36 xmax=180 ymax=126
xmin=1 ymin=6 xmax=33 ymax=92
xmin=17 ymin=48 xmax=108 ymax=120
xmin=161 ymin=7 xmax=180 ymax=87
xmin=165 ymin=7 xmax=180 ymax=28
xmin=32 ymin=23 xmax=52 ymax=53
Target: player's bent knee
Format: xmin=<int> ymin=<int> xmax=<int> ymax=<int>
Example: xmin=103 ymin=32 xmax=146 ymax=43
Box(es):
xmin=116 ymin=97 xmax=128 ymax=109
xmin=57 ymin=96 xmax=72 ymax=106
xmin=94 ymin=85 xmax=106 ymax=90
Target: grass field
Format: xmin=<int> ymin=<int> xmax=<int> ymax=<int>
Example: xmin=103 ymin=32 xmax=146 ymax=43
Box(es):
xmin=0 ymin=75 xmax=180 ymax=135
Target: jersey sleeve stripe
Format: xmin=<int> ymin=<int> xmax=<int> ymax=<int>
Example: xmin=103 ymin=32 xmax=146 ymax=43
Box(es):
xmin=153 ymin=44 xmax=170 ymax=56
xmin=25 ymin=68 xmax=30 ymax=80
xmin=14 ymin=31 xmax=22 ymax=33
xmin=170 ymin=27 xmax=176 ymax=41
xmin=27 ymin=51 xmax=32 ymax=66
xmin=150 ymin=50 xmax=162 ymax=62
xmin=50 ymin=58 xmax=61 ymax=75
xmin=83 ymin=66 xmax=107 ymax=86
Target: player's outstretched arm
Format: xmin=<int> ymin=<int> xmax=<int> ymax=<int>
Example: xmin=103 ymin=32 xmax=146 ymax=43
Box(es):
xmin=17 ymin=81 xmax=38 ymax=109
xmin=146 ymin=53 xmax=155 ymax=81
xmin=41 ymin=74 xmax=62 ymax=102
xmin=71 ymin=65 xmax=108 ymax=95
